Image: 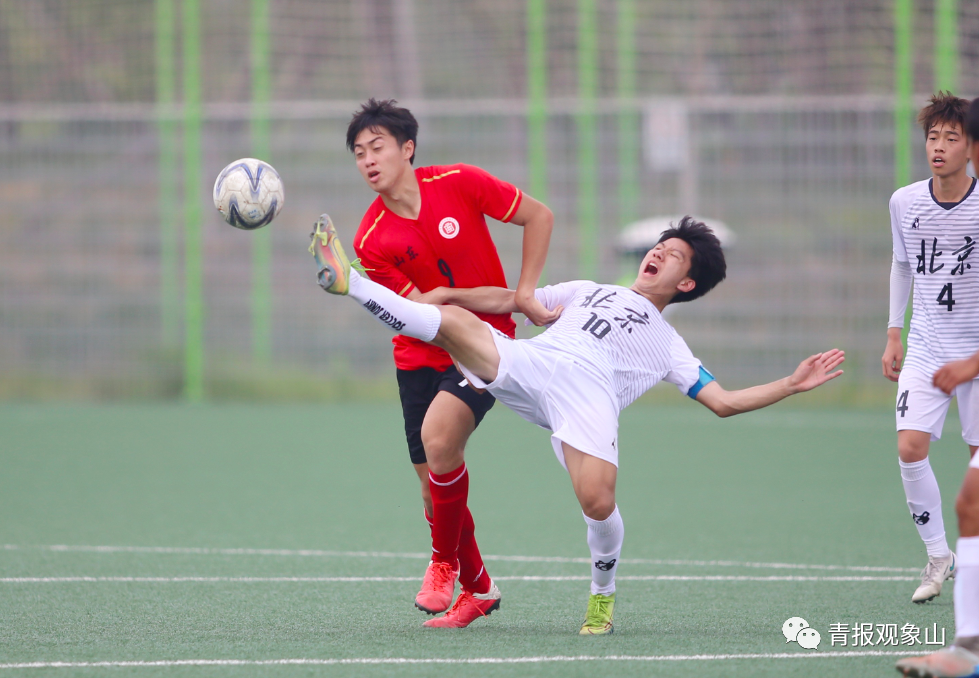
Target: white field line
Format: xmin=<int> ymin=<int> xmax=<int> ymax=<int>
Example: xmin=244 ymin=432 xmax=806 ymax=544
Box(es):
xmin=0 ymin=544 xmax=920 ymax=573
xmin=0 ymin=651 xmax=914 ymax=669
xmin=0 ymin=575 xmax=917 ymax=583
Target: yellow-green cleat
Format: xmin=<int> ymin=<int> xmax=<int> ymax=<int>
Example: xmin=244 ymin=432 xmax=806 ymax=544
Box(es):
xmin=579 ymin=593 xmax=615 ymax=635
xmin=309 ymin=213 xmax=361 ymax=295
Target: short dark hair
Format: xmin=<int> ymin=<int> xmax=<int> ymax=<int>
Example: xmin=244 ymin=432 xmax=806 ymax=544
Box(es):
xmin=966 ymin=98 xmax=979 ymax=140
xmin=918 ymin=91 xmax=970 ymax=138
xmin=656 ymin=216 xmax=727 ymax=304
xmin=346 ymin=98 xmax=419 ymax=164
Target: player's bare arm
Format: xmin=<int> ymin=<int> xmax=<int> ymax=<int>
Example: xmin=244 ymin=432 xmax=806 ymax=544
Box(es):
xmin=415 ymin=286 xmax=517 ymax=313
xmin=882 ymin=327 xmax=904 ymax=381
xmin=696 ymin=349 xmax=845 ymax=417
xmin=934 ymin=350 xmax=979 ymax=395
xmin=507 ymin=194 xmax=559 ymax=326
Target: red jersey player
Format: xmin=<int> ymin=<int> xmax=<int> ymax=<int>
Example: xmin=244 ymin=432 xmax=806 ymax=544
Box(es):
xmin=345 ymin=99 xmax=557 ymax=627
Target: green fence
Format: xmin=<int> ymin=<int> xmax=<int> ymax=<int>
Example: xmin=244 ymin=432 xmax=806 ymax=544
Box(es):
xmin=1 ymin=0 xmax=977 ymax=400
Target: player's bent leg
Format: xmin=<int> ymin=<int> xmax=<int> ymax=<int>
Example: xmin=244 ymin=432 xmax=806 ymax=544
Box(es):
xmin=421 ymin=391 xmax=475 ymax=475
xmin=563 ymin=443 xmax=617 ymax=521
xmin=310 ymin=217 xmax=502 ymax=387
xmin=414 ymin=397 xmax=479 ymax=615
xmin=562 ymin=443 xmax=620 ymax=636
xmin=311 ymin=218 xmax=441 ymax=340
xmin=898 ymin=430 xmax=954 ymax=603
xmin=431 ymin=305 xmax=502 ymax=386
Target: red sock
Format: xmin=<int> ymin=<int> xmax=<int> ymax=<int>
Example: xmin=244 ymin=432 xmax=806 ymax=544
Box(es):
xmin=458 ymin=507 xmax=491 ymax=594
xmin=423 ymin=508 xmax=435 ymax=540
xmin=428 ymin=464 xmax=469 ymax=567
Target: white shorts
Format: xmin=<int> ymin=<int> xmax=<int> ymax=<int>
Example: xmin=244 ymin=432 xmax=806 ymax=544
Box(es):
xmin=457 ymin=326 xmax=619 ymax=469
xmin=896 ymin=366 xmax=979 ymax=445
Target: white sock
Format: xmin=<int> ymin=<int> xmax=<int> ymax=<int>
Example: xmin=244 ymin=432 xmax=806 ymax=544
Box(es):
xmin=347 ymin=270 xmax=441 ymax=342
xmin=955 ymin=537 xmax=979 ymax=638
xmin=900 ymin=458 xmax=950 ymax=558
xmin=584 ymin=506 xmax=624 ymax=596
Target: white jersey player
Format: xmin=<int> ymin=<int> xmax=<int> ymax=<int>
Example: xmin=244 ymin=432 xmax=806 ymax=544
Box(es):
xmin=455 ymin=278 xmax=714 ymax=471
xmin=883 ymin=92 xmax=979 ymax=605
xmin=312 ymin=213 xmax=845 ymax=635
xmin=895 ymin=95 xmax=979 ymax=678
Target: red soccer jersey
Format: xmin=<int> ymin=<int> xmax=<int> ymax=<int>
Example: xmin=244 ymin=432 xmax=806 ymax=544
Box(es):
xmin=353 ymin=163 xmax=521 ymax=371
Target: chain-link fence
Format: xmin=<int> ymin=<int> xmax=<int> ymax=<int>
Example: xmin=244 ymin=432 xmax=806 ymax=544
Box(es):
xmin=1 ymin=0 xmax=974 ymax=400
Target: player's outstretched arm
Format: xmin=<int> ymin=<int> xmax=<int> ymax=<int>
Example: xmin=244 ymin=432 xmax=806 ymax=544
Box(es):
xmin=415 ymin=286 xmax=519 ymax=315
xmin=695 ymin=349 xmax=845 ymax=418
xmin=933 ymin=351 xmax=979 ymax=395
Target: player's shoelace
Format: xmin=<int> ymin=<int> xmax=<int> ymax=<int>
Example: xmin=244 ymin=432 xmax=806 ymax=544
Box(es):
xmin=920 ymin=559 xmax=947 ymax=583
xmin=447 ymin=591 xmax=485 ymax=617
xmin=584 ymin=595 xmax=613 ymax=627
xmin=427 ymin=562 xmax=456 ymax=589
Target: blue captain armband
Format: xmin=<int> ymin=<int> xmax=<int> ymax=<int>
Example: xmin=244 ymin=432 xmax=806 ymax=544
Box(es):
xmin=686 ymin=366 xmax=716 ymax=400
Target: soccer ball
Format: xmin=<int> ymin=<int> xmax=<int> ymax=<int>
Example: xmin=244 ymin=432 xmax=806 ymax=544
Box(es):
xmin=212 ymin=158 xmax=284 ymax=230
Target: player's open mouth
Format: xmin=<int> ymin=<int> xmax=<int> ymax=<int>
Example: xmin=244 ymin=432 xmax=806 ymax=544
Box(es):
xmin=645 ymin=262 xmax=659 ymax=276
xmin=932 ymin=157 xmax=944 ymax=167
xmin=368 ymin=170 xmax=380 ymax=181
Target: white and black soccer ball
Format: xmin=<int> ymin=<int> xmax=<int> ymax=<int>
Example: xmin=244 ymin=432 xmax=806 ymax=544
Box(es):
xmin=213 ymin=158 xmax=284 ymax=230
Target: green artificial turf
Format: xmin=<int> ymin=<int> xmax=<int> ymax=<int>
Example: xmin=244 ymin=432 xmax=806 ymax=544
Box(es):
xmin=0 ymin=401 xmax=970 ymax=676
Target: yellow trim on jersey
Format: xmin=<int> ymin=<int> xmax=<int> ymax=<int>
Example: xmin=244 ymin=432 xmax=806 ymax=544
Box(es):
xmin=502 ymin=188 xmax=522 ymax=222
xmin=421 ymin=169 xmax=461 ymax=183
xmin=398 ymin=282 xmax=414 ymax=296
xmin=358 ymin=210 xmax=385 ymax=248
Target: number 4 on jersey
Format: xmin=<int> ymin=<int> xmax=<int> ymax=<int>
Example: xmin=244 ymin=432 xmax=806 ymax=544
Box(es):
xmin=937 ymin=283 xmax=955 ymax=311
xmin=897 ymin=390 xmax=909 ymax=418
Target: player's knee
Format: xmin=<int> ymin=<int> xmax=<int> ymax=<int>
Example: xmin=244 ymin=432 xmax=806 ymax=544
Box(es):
xmin=897 ymin=434 xmax=930 ymax=463
xmin=956 ymin=490 xmax=979 ymax=533
xmin=421 ymin=428 xmax=454 ymax=456
xmin=421 ymin=434 xmax=463 ymax=472
xmin=579 ymin=493 xmax=616 ymax=521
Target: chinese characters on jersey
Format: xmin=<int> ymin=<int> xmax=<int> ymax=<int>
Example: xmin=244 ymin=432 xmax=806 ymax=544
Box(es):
xmin=915 ymin=235 xmax=976 ymax=311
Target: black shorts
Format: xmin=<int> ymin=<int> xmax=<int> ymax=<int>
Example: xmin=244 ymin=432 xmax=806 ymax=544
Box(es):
xmin=396 ymin=365 xmax=496 ymax=465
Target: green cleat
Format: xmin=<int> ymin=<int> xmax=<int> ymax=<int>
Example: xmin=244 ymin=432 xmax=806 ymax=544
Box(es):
xmin=309 ymin=213 xmax=361 ymax=295
xmin=579 ymin=593 xmax=615 ymax=635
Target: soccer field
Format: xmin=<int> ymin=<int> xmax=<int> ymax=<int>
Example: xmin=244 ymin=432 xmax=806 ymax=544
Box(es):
xmin=0 ymin=401 xmax=967 ymax=677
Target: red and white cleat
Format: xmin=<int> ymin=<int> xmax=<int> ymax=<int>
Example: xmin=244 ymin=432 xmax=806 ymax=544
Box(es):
xmin=414 ymin=560 xmax=459 ymax=614
xmin=423 ymin=581 xmax=501 ymax=628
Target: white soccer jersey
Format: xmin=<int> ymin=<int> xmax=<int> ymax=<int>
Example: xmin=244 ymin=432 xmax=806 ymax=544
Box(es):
xmin=891 ymin=178 xmax=979 ymax=374
xmin=530 ymin=281 xmax=709 ymax=412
